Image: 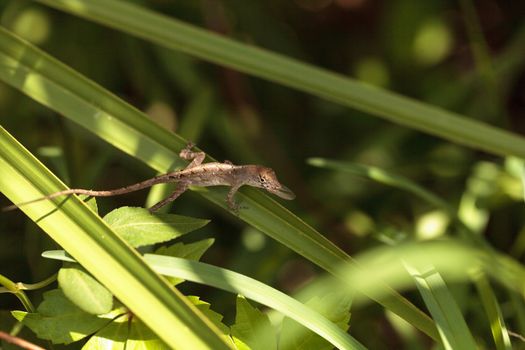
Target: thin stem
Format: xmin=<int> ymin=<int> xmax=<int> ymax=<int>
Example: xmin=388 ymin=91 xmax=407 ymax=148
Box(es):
xmin=0 ymin=331 xmax=45 ymax=350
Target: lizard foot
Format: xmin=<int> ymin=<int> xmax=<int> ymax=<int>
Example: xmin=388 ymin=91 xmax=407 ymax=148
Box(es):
xmin=227 ymin=201 xmax=248 ymax=215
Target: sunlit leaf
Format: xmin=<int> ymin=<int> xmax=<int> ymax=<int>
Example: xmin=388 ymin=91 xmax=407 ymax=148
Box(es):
xmin=11 ymin=289 xmax=109 ymax=344
xmin=103 ymin=207 xmax=209 ymax=248
xmin=231 ymin=296 xmax=276 ymax=350
xmin=58 ymin=264 xmax=113 ymax=315
xmin=279 ymin=293 xmax=351 ymax=350
xmin=155 ymin=239 xmax=214 ymax=285
xmin=83 ymin=315 xmax=128 ymax=350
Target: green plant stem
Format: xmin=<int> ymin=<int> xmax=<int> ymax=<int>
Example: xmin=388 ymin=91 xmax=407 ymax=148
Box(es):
xmin=0 ymin=274 xmax=35 ymax=312
xmin=17 ymin=274 xmax=57 ymax=291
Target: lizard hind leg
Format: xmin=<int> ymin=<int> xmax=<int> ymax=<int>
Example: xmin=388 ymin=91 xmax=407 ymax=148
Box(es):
xmin=179 ymin=143 xmax=205 ymax=169
xmin=148 ymin=182 xmax=189 ymax=213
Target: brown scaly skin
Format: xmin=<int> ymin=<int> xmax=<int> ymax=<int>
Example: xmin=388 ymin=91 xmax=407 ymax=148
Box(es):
xmin=3 ymin=143 xmax=295 ymax=213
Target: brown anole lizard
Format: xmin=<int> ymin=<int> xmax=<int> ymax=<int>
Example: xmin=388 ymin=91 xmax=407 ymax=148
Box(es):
xmin=3 ymin=143 xmax=295 ymax=213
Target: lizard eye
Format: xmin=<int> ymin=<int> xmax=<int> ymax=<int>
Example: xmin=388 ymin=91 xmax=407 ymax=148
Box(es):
xmin=259 ymin=175 xmax=270 ymax=188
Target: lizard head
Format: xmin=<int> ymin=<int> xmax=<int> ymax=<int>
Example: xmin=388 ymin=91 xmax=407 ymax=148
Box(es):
xmin=251 ymin=167 xmax=295 ymax=200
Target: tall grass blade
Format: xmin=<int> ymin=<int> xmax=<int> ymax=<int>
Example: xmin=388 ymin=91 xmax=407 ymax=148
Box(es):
xmin=33 ymin=0 xmax=525 ymax=159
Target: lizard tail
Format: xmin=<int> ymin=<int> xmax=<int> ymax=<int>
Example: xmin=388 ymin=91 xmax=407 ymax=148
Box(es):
xmin=2 ymin=172 xmax=180 ymax=212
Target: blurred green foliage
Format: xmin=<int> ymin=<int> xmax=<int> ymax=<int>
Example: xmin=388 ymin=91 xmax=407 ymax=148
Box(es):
xmin=1 ymin=0 xmax=525 ymax=349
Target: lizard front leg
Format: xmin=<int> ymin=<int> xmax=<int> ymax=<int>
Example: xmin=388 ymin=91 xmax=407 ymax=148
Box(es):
xmin=179 ymin=143 xmax=205 ymax=169
xmin=226 ymin=183 xmax=243 ymax=213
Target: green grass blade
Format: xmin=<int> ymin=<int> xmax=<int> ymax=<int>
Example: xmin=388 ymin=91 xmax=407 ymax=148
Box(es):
xmin=473 ymin=273 xmax=513 ymax=350
xmin=404 ymin=263 xmax=477 ymax=350
xmin=0 ymin=127 xmax=233 ymax=350
xmin=33 ymin=0 xmax=525 ymax=159
xmin=0 ymin=27 xmax=437 ymax=339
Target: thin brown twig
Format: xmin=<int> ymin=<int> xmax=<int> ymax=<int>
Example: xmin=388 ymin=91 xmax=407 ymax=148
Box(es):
xmin=0 ymin=331 xmax=45 ymax=350
xmin=509 ymin=330 xmax=525 ymax=342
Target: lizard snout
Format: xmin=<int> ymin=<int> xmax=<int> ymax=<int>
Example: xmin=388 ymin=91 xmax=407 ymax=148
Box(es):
xmin=268 ymin=184 xmax=295 ymax=200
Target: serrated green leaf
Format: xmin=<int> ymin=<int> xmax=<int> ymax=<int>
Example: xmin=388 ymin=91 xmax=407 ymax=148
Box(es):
xmin=308 ymin=294 xmax=352 ymax=330
xmin=279 ymin=293 xmax=351 ymax=350
xmin=231 ymin=296 xmax=276 ymax=350
xmin=186 ymin=296 xmax=236 ymax=349
xmin=81 ymin=195 xmax=99 ymax=214
xmin=188 ymin=296 xmax=231 ymax=337
xmin=58 ymin=265 xmax=113 ymax=315
xmin=155 ymin=239 xmax=214 ymax=285
xmin=155 ymin=239 xmax=215 ymax=260
xmin=103 ymin=207 xmax=209 ymax=248
xmin=11 ymin=289 xmax=108 ymax=344
xmin=83 ymin=315 xmax=129 ymax=350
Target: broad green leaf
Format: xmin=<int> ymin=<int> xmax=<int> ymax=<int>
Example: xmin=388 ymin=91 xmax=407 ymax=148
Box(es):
xmin=0 ymin=23 xmax=434 ymax=339
xmin=79 ymin=295 xmax=233 ymax=350
xmin=83 ymin=315 xmax=128 ymax=350
xmin=155 ymin=239 xmax=215 ymax=260
xmin=155 ymin=239 xmax=215 ymax=285
xmin=279 ymin=293 xmax=351 ymax=350
xmin=404 ymin=263 xmax=477 ymax=350
xmin=11 ymin=289 xmax=109 ymax=344
xmin=83 ymin=301 xmax=228 ymax=350
xmin=103 ymin=207 xmax=209 ymax=248
xmin=231 ymin=296 xmax=276 ymax=350
xmin=126 ymin=318 xmax=170 ymax=350
xmin=84 ymin=314 xmax=172 ymax=350
xmin=58 ymin=264 xmax=113 ymax=315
